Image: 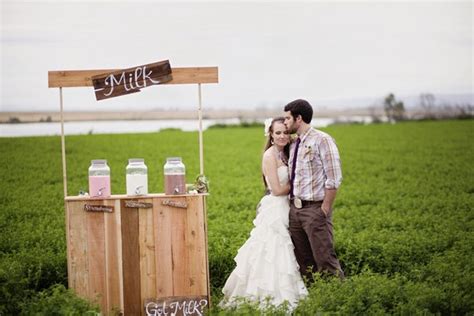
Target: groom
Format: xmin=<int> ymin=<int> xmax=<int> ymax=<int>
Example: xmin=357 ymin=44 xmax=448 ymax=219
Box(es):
xmin=284 ymin=99 xmax=344 ymax=281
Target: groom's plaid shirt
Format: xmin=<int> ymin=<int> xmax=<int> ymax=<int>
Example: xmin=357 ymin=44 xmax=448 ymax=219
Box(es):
xmin=289 ymin=127 xmax=343 ymax=202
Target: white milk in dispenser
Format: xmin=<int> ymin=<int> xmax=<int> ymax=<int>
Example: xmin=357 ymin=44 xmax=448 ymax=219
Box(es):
xmin=126 ymin=158 xmax=148 ymax=196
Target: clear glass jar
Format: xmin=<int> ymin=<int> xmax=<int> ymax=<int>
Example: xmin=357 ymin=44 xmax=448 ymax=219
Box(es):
xmin=88 ymin=159 xmax=111 ymax=197
xmin=126 ymin=158 xmax=148 ymax=196
xmin=164 ymin=157 xmax=186 ymax=195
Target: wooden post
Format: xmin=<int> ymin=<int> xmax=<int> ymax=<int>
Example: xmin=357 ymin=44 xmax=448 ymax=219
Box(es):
xmin=60 ymin=87 xmax=68 ymax=198
xmin=198 ymin=84 xmax=204 ymax=175
xmin=59 ymin=87 xmax=73 ymax=291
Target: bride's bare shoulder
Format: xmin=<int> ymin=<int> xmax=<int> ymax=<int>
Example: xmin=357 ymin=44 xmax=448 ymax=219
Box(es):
xmin=263 ymin=147 xmax=276 ymax=160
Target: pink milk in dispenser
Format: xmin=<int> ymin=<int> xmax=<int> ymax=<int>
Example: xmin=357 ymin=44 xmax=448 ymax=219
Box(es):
xmin=164 ymin=157 xmax=186 ymax=195
xmin=88 ymin=160 xmax=111 ymax=197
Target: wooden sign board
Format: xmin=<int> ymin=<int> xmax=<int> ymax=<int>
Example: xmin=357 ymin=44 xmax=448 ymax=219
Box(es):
xmin=144 ymin=296 xmax=208 ymax=316
xmin=92 ymin=60 xmax=172 ymax=101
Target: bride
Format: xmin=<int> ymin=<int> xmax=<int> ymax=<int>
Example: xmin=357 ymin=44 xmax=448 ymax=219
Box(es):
xmin=220 ymin=117 xmax=308 ymax=310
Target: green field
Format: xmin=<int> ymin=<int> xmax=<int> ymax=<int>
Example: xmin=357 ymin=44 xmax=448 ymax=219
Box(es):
xmin=1 ymin=120 xmax=473 ymax=315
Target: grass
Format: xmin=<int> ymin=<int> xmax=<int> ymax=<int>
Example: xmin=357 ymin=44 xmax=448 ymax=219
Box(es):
xmin=0 ymin=120 xmax=473 ymax=314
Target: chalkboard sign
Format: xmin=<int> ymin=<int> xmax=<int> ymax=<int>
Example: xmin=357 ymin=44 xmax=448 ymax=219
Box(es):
xmin=92 ymin=60 xmax=172 ymax=100
xmin=145 ymin=296 xmax=208 ymax=316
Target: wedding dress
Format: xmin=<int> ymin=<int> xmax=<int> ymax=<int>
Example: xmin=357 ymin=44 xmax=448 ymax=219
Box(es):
xmin=220 ymin=166 xmax=308 ymax=309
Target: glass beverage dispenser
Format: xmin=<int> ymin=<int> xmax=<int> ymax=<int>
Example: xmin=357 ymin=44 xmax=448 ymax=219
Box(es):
xmin=88 ymin=159 xmax=111 ymax=197
xmin=164 ymin=157 xmax=186 ymax=195
xmin=126 ymin=158 xmax=148 ymax=196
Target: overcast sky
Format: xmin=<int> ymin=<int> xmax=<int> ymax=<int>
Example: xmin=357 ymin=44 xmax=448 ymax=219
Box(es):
xmin=1 ymin=0 xmax=472 ymax=112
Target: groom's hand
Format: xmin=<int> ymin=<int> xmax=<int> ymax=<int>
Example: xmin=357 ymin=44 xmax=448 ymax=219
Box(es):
xmin=322 ymin=188 xmax=337 ymax=217
xmin=321 ymin=202 xmax=332 ymax=217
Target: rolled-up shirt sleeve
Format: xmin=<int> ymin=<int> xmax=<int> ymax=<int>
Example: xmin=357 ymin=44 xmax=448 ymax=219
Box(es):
xmin=320 ymin=136 xmax=343 ymax=189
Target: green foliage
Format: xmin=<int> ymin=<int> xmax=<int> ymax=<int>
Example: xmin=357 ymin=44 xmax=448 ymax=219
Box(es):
xmin=1 ymin=120 xmax=473 ymax=314
xmin=20 ymin=284 xmax=99 ymax=315
xmin=210 ymin=297 xmax=292 ymax=316
xmin=295 ymin=271 xmax=442 ymax=315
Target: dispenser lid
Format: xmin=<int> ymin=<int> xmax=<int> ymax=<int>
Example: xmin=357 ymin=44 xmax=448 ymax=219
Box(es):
xmin=91 ymin=159 xmax=107 ymax=165
xmin=128 ymin=158 xmax=145 ymax=164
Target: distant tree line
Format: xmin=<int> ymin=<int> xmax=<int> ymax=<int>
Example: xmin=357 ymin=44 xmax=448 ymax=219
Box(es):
xmin=6 ymin=116 xmax=52 ymax=124
xmin=373 ymin=93 xmax=473 ymax=123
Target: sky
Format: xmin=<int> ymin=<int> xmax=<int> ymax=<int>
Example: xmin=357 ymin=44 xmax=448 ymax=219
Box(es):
xmin=1 ymin=0 xmax=473 ymax=112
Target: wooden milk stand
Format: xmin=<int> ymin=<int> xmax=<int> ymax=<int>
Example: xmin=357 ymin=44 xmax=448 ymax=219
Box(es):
xmin=48 ymin=61 xmax=218 ymax=315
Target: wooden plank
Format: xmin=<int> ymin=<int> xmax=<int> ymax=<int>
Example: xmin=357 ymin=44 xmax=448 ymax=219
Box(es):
xmin=201 ymin=196 xmax=211 ymax=307
xmin=138 ymin=198 xmax=157 ymax=305
xmin=86 ymin=203 xmax=107 ymax=311
xmin=65 ymin=193 xmax=209 ymax=201
xmin=170 ymin=197 xmax=189 ymax=295
xmin=169 ymin=67 xmax=218 ymax=85
xmin=67 ymin=201 xmax=89 ymax=297
xmin=153 ymin=197 xmax=174 ymax=297
xmin=115 ymin=200 xmax=125 ymax=314
xmin=64 ymin=200 xmax=71 ymax=289
xmin=104 ymin=199 xmax=122 ymax=314
xmin=49 ymin=67 xmax=218 ymax=87
xmin=92 ymin=60 xmax=172 ymax=101
xmin=121 ymin=200 xmax=141 ymax=315
xmin=185 ymin=196 xmax=207 ymax=295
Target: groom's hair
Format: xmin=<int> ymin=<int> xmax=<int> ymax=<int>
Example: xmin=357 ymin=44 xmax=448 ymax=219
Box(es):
xmin=284 ymin=99 xmax=313 ymax=124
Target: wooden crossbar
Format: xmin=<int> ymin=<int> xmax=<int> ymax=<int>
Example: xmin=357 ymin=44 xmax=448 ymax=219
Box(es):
xmin=48 ymin=67 xmax=218 ymax=88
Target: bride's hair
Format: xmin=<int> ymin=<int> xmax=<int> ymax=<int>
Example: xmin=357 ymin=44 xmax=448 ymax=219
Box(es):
xmin=262 ymin=117 xmax=290 ymax=190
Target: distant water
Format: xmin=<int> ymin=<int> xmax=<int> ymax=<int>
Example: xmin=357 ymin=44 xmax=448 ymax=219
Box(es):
xmin=0 ymin=117 xmax=360 ymax=137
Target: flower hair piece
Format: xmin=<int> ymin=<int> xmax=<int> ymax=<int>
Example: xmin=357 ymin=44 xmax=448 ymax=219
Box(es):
xmin=264 ymin=118 xmax=273 ymax=137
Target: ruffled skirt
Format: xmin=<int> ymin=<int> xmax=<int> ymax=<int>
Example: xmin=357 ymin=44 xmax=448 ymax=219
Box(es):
xmin=220 ymin=194 xmax=308 ymax=309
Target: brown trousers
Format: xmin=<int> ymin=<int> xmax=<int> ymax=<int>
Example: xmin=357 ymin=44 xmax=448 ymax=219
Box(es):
xmin=289 ymin=201 xmax=344 ymax=281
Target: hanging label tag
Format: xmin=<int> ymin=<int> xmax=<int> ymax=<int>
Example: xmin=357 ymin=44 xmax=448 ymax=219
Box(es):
xmin=84 ymin=204 xmax=114 ymax=213
xmin=162 ymin=199 xmax=188 ymax=209
xmin=125 ymin=201 xmax=153 ymax=209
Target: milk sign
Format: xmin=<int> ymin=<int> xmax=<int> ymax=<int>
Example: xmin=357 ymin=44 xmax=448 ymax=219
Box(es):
xmin=145 ymin=296 xmax=208 ymax=316
xmin=92 ymin=60 xmax=172 ymax=100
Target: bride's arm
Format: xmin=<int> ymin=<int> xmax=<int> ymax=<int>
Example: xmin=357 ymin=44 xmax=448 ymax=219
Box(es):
xmin=262 ymin=153 xmax=290 ymax=196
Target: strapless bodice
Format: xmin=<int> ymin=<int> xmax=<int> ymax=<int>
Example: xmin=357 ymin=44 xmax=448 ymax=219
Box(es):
xmin=265 ymin=166 xmax=289 ymax=193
